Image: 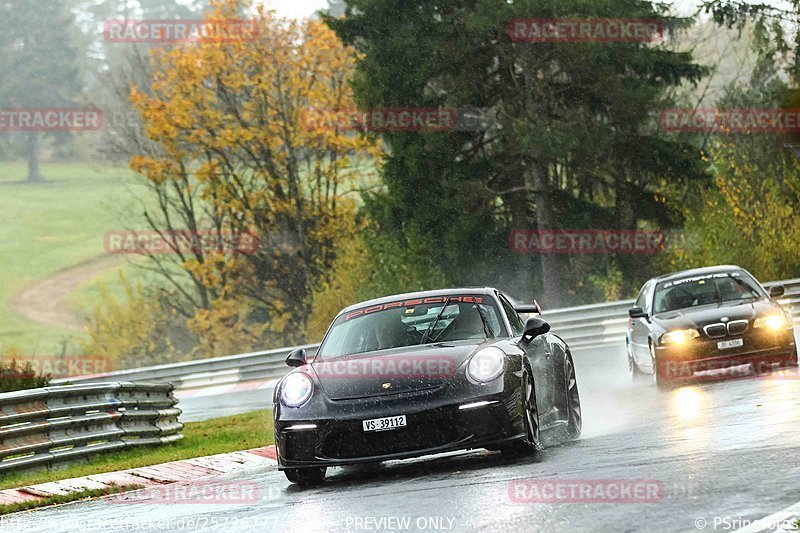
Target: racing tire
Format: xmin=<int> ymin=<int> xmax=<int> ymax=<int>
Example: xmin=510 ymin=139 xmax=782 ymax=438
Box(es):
xmin=284 ymin=467 xmax=326 ymax=486
xmin=563 ymin=354 xmax=582 ymax=440
xmin=501 ymin=369 xmax=539 ymax=456
xmin=651 ymin=342 xmax=673 ymax=390
xmin=628 ymin=342 xmax=649 ymax=384
xmin=550 ymin=353 xmax=583 ymax=444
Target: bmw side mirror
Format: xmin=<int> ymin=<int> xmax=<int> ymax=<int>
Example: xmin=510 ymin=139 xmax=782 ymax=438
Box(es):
xmin=286 ymin=348 xmax=307 ymax=368
xmin=629 ymin=307 xmax=647 ymax=319
xmin=522 ymin=317 xmax=550 ymax=343
xmin=769 ymin=285 xmax=785 ymax=298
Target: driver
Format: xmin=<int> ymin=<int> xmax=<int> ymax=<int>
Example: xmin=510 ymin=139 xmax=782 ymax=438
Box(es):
xmin=374 ymin=309 xmax=409 ymax=350
xmin=439 ymin=305 xmax=486 ymax=341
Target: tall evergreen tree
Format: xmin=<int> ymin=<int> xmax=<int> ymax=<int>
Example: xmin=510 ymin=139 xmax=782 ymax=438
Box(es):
xmin=0 ymin=0 xmax=81 ymax=181
xmin=328 ymin=0 xmax=709 ymax=305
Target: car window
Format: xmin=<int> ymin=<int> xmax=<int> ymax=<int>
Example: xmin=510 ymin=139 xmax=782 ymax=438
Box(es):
xmin=318 ymin=296 xmax=504 ymax=358
xmin=499 ymin=294 xmax=525 ymax=336
xmin=653 ymin=271 xmax=765 ymax=314
xmin=634 ymin=282 xmax=651 ymax=310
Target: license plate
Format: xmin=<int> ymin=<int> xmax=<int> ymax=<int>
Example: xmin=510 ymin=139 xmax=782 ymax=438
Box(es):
xmin=362 ymin=415 xmax=407 ymax=432
xmin=717 ymin=339 xmax=744 ymax=350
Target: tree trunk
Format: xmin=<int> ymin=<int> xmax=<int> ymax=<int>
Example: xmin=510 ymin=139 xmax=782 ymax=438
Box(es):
xmin=26 ymin=132 xmax=43 ymax=182
xmin=529 ymin=159 xmax=561 ymax=307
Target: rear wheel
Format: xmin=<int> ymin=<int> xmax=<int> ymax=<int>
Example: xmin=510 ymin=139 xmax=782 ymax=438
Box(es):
xmin=284 ymin=467 xmax=326 ymax=486
xmin=501 ymin=369 xmax=539 ymax=456
xmin=564 ymin=355 xmax=582 ymax=440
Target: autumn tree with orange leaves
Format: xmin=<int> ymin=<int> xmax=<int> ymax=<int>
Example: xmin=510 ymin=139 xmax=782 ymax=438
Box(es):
xmin=126 ymin=0 xmax=378 ymax=355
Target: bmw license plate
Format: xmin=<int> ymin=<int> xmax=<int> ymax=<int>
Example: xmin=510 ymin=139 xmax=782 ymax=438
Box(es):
xmin=717 ymin=339 xmax=744 ymax=350
xmin=362 ymin=415 xmax=407 ymax=432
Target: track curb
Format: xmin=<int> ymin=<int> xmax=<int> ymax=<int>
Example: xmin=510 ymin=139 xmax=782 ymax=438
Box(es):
xmin=0 ymin=445 xmax=278 ymax=508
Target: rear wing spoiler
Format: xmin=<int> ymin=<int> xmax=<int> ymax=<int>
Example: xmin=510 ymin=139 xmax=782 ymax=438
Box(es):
xmin=514 ymin=300 xmax=542 ymax=315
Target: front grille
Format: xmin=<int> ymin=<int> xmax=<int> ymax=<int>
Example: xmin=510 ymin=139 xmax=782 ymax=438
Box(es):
xmin=704 ymin=324 xmax=727 ymax=338
xmin=322 ymin=421 xmax=458 ymax=459
xmin=727 ymin=320 xmax=749 ymax=335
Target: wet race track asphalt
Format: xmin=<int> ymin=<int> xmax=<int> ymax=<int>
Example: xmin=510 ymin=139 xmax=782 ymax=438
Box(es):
xmin=6 ymin=328 xmax=800 ymax=533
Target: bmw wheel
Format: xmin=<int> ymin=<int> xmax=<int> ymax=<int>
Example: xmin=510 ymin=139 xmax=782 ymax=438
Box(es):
xmin=651 ymin=342 xmax=671 ymax=390
xmin=628 ymin=342 xmax=648 ymax=383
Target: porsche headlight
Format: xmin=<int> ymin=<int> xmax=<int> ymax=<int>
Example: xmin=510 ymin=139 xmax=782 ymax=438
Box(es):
xmin=754 ymin=314 xmax=790 ymax=331
xmin=280 ymin=373 xmax=313 ymax=407
xmin=467 ymin=347 xmax=505 ymax=384
xmin=661 ymin=329 xmax=700 ymax=345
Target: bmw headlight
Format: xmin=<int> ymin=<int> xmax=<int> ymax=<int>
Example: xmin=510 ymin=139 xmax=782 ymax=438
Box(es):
xmin=661 ymin=329 xmax=700 ymax=345
xmin=280 ymin=372 xmax=313 ymax=407
xmin=754 ymin=314 xmax=790 ymax=331
xmin=467 ymin=347 xmax=505 ymax=384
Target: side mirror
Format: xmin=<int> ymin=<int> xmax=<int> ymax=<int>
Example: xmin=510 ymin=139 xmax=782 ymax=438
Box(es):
xmin=769 ymin=285 xmax=785 ymax=298
xmin=629 ymin=307 xmax=647 ymax=319
xmin=522 ymin=317 xmax=550 ymax=342
xmin=286 ymin=348 xmax=307 ymax=368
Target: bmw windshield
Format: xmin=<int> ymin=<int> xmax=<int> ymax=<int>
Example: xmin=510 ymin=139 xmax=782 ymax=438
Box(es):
xmin=653 ymin=271 xmax=766 ymax=314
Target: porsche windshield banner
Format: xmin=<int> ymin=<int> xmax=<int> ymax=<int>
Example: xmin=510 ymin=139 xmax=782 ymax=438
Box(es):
xmin=343 ymin=295 xmax=485 ymax=322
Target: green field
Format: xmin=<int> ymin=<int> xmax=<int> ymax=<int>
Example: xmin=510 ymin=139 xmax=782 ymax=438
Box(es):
xmin=0 ymin=157 xmax=379 ymax=359
xmin=0 ymin=409 xmax=274 ymax=513
xmin=0 ymin=161 xmax=149 ymax=355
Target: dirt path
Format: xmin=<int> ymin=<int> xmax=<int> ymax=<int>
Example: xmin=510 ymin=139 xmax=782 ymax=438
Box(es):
xmin=10 ymin=255 xmax=128 ymax=332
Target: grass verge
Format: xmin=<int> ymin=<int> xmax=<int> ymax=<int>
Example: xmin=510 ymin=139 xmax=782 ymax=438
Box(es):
xmin=0 ymin=409 xmax=273 ymax=491
xmin=0 ymin=484 xmax=141 ymax=516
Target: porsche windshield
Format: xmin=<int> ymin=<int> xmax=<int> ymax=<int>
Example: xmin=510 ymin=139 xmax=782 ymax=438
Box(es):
xmin=318 ymin=297 xmax=504 ymax=358
xmin=653 ymin=272 xmax=765 ymax=314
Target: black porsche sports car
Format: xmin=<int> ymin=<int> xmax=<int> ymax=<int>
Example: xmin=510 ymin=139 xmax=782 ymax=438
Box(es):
xmin=627 ymin=265 xmax=797 ymax=388
xmin=273 ymin=288 xmax=581 ymax=485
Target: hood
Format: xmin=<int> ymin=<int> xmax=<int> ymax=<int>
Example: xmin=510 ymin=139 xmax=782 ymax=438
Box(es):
xmin=311 ymin=341 xmax=487 ymax=400
xmin=652 ymin=298 xmax=783 ymax=331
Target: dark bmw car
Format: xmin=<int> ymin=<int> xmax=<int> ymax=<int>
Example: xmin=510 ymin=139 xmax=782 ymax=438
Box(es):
xmin=273 ymin=288 xmax=581 ymax=485
xmin=627 ymin=265 xmax=797 ymax=387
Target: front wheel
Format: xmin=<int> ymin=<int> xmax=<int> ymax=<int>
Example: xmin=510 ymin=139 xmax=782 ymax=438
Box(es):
xmin=628 ymin=343 xmax=649 ymax=384
xmin=501 ymin=370 xmax=539 ymax=456
xmin=284 ymin=467 xmax=326 ymax=486
xmin=651 ymin=342 xmax=672 ymax=390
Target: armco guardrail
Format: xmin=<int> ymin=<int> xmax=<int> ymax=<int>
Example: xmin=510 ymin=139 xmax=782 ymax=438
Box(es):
xmin=0 ymin=382 xmax=182 ymax=473
xmin=55 ymin=279 xmax=800 ymax=390
xmin=543 ymin=278 xmax=800 ymax=350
